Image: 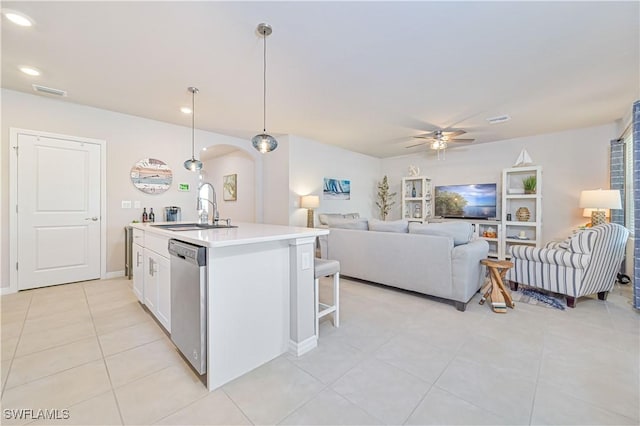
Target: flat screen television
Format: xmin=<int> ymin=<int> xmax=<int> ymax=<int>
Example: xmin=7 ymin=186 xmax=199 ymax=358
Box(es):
xmin=434 ymin=183 xmax=497 ymax=219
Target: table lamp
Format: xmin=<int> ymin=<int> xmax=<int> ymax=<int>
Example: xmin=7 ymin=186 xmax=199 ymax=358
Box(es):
xmin=579 ymin=189 xmax=621 ymax=226
xmin=300 ymin=195 xmax=320 ymax=228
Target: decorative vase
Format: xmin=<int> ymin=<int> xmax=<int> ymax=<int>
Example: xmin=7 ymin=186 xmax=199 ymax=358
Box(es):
xmin=516 ymin=207 xmax=530 ymax=222
xmin=524 ymin=189 xmax=535 ymax=194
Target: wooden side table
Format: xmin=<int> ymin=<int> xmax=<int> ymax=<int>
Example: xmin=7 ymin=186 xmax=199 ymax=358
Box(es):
xmin=479 ymin=259 xmax=515 ymax=313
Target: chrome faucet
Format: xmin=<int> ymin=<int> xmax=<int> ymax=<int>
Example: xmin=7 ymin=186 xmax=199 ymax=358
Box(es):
xmin=197 ymin=182 xmax=219 ymax=225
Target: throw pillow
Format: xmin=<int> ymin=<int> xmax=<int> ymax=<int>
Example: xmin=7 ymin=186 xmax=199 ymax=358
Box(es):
xmin=368 ymin=218 xmax=409 ymax=233
xmin=409 ymin=221 xmax=474 ymax=246
xmin=318 ymin=213 xmax=345 ymax=226
xmin=342 ymin=212 xmax=360 ymax=219
xmin=326 ymin=217 xmax=369 ymax=230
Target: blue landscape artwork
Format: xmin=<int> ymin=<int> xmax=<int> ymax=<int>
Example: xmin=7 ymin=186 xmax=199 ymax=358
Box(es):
xmin=323 ymin=178 xmax=351 ymax=200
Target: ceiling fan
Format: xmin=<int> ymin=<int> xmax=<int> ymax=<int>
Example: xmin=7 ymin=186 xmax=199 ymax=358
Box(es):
xmin=406 ymin=129 xmax=474 ymax=159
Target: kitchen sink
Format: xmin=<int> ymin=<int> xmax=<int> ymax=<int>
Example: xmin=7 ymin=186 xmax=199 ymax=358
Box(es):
xmin=151 ymin=223 xmax=237 ymax=231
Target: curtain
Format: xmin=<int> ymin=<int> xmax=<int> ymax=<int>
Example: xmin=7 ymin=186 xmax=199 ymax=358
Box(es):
xmin=633 ymin=100 xmax=640 ymax=309
xmin=609 ymin=139 xmax=624 ymax=226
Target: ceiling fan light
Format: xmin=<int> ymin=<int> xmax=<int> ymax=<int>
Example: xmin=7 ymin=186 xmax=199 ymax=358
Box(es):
xmin=252 ymin=133 xmax=278 ymax=153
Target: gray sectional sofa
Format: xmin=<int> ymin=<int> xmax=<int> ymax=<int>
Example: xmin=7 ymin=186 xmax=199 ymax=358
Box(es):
xmin=318 ymin=218 xmax=489 ymax=311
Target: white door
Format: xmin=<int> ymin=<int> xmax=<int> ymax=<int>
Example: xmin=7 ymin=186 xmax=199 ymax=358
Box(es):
xmin=17 ymin=134 xmax=102 ymax=290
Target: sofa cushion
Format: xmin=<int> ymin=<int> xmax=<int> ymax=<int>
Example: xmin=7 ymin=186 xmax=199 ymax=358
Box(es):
xmin=409 ymin=222 xmax=474 ymax=246
xmin=318 ymin=213 xmax=345 ymax=226
xmin=318 ymin=212 xmax=361 ymax=225
xmin=368 ymin=218 xmax=409 ymax=233
xmin=327 ymin=217 xmax=369 ymax=230
xmin=342 ymin=212 xmax=360 ymax=219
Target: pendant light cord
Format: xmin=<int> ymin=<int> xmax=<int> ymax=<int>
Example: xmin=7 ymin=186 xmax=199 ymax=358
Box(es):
xmin=262 ymin=29 xmax=267 ymax=133
xmin=191 ymin=89 xmax=195 ymax=159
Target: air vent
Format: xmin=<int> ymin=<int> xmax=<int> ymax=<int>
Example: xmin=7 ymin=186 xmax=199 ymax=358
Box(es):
xmin=486 ymin=114 xmax=511 ymax=124
xmin=32 ymin=84 xmax=67 ymax=97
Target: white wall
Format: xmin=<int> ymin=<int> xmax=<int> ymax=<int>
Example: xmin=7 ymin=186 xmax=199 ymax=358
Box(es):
xmin=381 ymin=123 xmax=618 ymax=242
xmin=288 ymin=136 xmax=381 ymax=227
xmin=202 ymin=150 xmax=256 ymax=223
xmin=262 ymin=135 xmax=291 ymax=226
xmin=1 ymin=89 xmax=260 ymax=288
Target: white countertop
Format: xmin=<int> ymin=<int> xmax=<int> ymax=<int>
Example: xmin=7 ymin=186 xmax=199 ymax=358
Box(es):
xmin=130 ymin=221 xmax=328 ymax=248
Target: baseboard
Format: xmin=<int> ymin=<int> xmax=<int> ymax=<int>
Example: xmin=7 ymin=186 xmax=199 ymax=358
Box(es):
xmin=1 ymin=287 xmax=17 ymax=296
xmin=288 ymin=335 xmax=317 ymax=356
xmin=104 ymin=270 xmax=126 ymax=279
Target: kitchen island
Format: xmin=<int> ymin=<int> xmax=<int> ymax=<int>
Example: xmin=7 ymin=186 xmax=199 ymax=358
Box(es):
xmin=130 ymin=222 xmax=328 ymax=390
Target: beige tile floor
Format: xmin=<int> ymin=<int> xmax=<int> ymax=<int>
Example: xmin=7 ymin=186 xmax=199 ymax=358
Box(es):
xmin=1 ymin=276 xmax=638 ymax=425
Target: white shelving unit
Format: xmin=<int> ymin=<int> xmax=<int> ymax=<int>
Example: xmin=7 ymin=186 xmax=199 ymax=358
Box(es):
xmin=473 ymin=220 xmax=502 ymax=259
xmin=501 ymin=166 xmax=543 ymax=259
xmin=430 ymin=218 xmax=502 ymax=259
xmin=401 ymin=176 xmax=432 ymax=222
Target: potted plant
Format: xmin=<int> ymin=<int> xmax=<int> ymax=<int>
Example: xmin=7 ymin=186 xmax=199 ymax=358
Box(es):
xmin=376 ymin=175 xmax=396 ymax=220
xmin=523 ymin=176 xmax=537 ymax=194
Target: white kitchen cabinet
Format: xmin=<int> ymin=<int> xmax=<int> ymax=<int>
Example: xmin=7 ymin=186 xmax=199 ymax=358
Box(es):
xmin=132 ymin=243 xmax=145 ymax=302
xmin=143 ymin=247 xmax=172 ymax=333
xmin=143 ymin=248 xmax=159 ymax=314
xmin=155 ymin=254 xmax=171 ymax=332
xmin=133 ymin=229 xmax=171 ymax=333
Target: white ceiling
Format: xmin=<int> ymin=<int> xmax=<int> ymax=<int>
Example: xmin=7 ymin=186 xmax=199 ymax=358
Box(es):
xmin=2 ymin=1 xmax=638 ymax=158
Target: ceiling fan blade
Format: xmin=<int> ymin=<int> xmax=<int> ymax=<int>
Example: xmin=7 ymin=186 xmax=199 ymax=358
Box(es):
xmin=450 ymin=138 xmax=475 ymax=143
xmin=405 ymin=142 xmax=426 ymax=149
xmin=412 ymin=134 xmax=436 ymax=140
xmin=442 ymin=130 xmax=466 ymax=138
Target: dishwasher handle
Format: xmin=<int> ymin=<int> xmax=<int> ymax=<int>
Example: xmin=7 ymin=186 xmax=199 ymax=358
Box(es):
xmin=168 ymin=239 xmax=207 ymax=267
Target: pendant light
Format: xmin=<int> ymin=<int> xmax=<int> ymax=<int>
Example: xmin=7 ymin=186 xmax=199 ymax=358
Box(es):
xmin=183 ymin=86 xmax=203 ymax=171
xmin=251 ymin=23 xmax=278 ymax=153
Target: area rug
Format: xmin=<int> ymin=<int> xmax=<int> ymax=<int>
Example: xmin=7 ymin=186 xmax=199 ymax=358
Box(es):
xmin=510 ymin=288 xmax=566 ymax=310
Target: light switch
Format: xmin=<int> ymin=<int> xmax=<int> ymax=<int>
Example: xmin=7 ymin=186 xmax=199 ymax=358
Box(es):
xmin=134 ymin=201 xmax=141 ymax=209
xmin=302 ymin=252 xmax=312 ymax=270
xmin=121 ymin=200 xmax=132 ymax=209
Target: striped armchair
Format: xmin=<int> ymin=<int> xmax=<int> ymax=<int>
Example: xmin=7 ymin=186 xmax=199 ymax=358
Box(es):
xmin=507 ymin=223 xmax=629 ymax=308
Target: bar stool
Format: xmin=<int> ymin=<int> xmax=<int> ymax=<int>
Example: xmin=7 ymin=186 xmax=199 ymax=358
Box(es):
xmin=314 ymin=258 xmax=340 ymax=336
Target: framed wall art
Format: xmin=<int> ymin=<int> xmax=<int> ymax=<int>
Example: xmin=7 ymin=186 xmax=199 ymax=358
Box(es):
xmin=130 ymin=158 xmax=172 ymax=194
xmin=323 ymin=177 xmax=350 ymax=200
xmin=223 ymin=174 xmax=237 ymax=201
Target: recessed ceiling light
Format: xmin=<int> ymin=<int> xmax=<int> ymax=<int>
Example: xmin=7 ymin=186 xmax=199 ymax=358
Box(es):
xmin=486 ymin=115 xmax=511 ymax=124
xmin=19 ymin=66 xmax=40 ymax=76
xmin=180 ymin=107 xmax=192 ymax=114
xmin=202 ymin=147 xmax=207 ymax=151
xmin=3 ymin=10 xmax=34 ymax=27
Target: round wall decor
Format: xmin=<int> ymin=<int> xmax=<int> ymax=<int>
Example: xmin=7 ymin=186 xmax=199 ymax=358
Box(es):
xmin=130 ymin=158 xmax=172 ymax=194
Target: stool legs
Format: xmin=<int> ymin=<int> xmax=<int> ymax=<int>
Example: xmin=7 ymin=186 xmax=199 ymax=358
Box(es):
xmin=333 ymin=272 xmax=340 ymax=327
xmin=314 ymin=277 xmax=320 ymax=337
xmin=315 ymin=273 xmax=340 ymax=336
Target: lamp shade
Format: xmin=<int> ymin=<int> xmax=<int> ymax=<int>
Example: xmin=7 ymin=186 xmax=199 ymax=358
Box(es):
xmin=579 ymin=189 xmax=621 ymax=209
xmin=300 ymin=195 xmax=320 ymax=209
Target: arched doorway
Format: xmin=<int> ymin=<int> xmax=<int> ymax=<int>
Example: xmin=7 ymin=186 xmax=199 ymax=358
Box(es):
xmin=199 ymin=145 xmax=257 ymax=223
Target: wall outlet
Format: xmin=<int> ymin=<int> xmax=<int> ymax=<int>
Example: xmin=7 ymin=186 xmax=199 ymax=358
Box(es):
xmin=121 ymin=200 xmax=131 ymax=209
xmin=301 ymin=252 xmax=312 ymax=270
xmin=134 ymin=201 xmax=141 ymax=209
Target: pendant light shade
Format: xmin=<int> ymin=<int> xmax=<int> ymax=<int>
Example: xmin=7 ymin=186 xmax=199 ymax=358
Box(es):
xmin=252 ymin=23 xmax=278 ymax=153
xmin=184 ymin=86 xmax=203 ymax=172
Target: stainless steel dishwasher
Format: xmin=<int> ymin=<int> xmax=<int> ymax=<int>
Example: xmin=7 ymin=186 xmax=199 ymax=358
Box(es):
xmin=168 ymin=239 xmax=207 ymax=375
